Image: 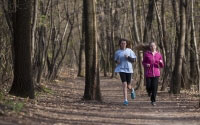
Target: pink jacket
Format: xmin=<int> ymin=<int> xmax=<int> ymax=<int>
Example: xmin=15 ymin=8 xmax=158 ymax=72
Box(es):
xmin=142 ymin=51 xmax=164 ymax=77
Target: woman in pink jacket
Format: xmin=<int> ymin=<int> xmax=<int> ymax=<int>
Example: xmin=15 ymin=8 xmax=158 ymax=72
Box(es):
xmin=142 ymin=42 xmax=164 ymax=106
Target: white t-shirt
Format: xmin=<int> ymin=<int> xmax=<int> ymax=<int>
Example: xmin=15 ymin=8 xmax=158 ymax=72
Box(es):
xmin=114 ymin=48 xmax=137 ymax=73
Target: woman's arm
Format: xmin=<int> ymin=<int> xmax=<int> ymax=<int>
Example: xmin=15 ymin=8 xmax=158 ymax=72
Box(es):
xmin=142 ymin=52 xmax=149 ymax=67
xmin=159 ymin=54 xmax=164 ymax=68
xmin=114 ymin=51 xmax=121 ymax=64
xmin=127 ymin=49 xmax=137 ymax=63
xmin=127 ymin=56 xmax=136 ymax=62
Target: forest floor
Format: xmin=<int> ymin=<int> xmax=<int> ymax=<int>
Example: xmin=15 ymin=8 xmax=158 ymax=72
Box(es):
xmin=0 ymin=69 xmax=200 ymax=125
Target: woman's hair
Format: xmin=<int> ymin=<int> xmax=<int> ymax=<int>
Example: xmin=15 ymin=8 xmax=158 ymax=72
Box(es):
xmin=149 ymin=42 xmax=156 ymax=46
xmin=118 ymin=38 xmax=131 ymax=48
xmin=134 ymin=43 xmax=150 ymax=52
xmin=134 ymin=42 xmax=157 ymax=52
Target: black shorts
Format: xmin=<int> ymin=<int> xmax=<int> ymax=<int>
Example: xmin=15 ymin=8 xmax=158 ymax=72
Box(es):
xmin=119 ymin=72 xmax=132 ymax=84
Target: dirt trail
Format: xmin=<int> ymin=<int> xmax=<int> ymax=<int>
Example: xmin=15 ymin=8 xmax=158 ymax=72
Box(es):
xmin=0 ymin=75 xmax=200 ymax=125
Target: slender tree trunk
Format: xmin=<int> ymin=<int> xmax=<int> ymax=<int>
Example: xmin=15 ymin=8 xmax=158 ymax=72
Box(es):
xmin=77 ymin=4 xmax=85 ymax=77
xmin=31 ymin=0 xmax=38 ymax=61
xmin=191 ymin=0 xmax=200 ymax=92
xmin=181 ymin=56 xmax=188 ymax=89
xmin=130 ymin=0 xmax=144 ymax=90
xmin=170 ymin=0 xmax=180 ymax=92
xmin=83 ymin=0 xmax=101 ymax=101
xmin=32 ymin=0 xmax=51 ymax=84
xmin=9 ymin=0 xmax=34 ymax=99
xmin=110 ymin=6 xmax=115 ymax=78
xmin=36 ymin=25 xmax=46 ymax=83
xmin=102 ymin=1 xmax=110 ymax=76
xmin=139 ymin=0 xmax=144 ymax=41
xmin=171 ymin=0 xmax=180 ymax=56
xmin=110 ymin=25 xmax=115 ymax=78
xmin=183 ymin=0 xmax=191 ymax=89
xmin=171 ymin=0 xmax=186 ymax=94
xmin=143 ymin=0 xmax=157 ymax=43
xmin=154 ymin=1 xmax=167 ymax=87
xmin=181 ymin=0 xmax=189 ymax=89
xmin=46 ymin=0 xmax=75 ymax=81
xmin=160 ymin=0 xmax=171 ymax=91
xmin=130 ymin=0 xmax=140 ymax=44
xmin=1 ymin=0 xmax=16 ymax=67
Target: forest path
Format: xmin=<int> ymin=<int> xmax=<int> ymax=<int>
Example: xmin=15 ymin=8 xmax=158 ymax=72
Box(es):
xmin=0 ymin=72 xmax=200 ymax=125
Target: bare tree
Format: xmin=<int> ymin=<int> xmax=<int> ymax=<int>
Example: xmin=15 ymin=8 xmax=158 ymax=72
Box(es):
xmin=31 ymin=0 xmax=38 ymax=61
xmin=130 ymin=0 xmax=144 ymax=90
xmin=77 ymin=2 xmax=85 ymax=77
xmin=171 ymin=0 xmax=187 ymax=94
xmin=191 ymin=0 xmax=200 ymax=91
xmin=143 ymin=0 xmax=157 ymax=43
xmin=83 ymin=0 xmax=101 ymax=101
xmin=9 ymin=0 xmax=34 ymax=99
xmin=32 ymin=0 xmax=51 ymax=84
xmin=46 ymin=0 xmax=75 ymax=80
xmin=169 ymin=0 xmax=179 ymax=92
xmin=156 ymin=0 xmax=171 ymax=91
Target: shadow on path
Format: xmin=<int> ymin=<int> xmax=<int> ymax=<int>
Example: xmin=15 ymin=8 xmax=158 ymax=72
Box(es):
xmin=0 ymin=76 xmax=200 ymax=125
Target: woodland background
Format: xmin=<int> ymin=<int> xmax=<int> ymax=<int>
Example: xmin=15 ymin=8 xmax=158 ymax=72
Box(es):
xmin=0 ymin=0 xmax=199 ymax=112
xmin=0 ymin=0 xmax=200 ymax=124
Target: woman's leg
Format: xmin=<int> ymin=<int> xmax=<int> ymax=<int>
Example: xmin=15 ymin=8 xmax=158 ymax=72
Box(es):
xmin=122 ymin=82 xmax=128 ymax=101
xmin=119 ymin=72 xmax=128 ymax=103
xmin=151 ymin=77 xmax=159 ymax=103
xmin=146 ymin=77 xmax=152 ymax=96
xmin=126 ymin=73 xmax=135 ymax=99
xmin=126 ymin=73 xmax=132 ymax=91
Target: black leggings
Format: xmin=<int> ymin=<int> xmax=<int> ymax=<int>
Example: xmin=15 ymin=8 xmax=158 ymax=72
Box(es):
xmin=146 ymin=77 xmax=159 ymax=102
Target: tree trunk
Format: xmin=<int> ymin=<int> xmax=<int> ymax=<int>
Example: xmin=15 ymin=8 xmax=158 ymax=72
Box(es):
xmin=1 ymin=0 xmax=16 ymax=67
xmin=83 ymin=0 xmax=101 ymax=101
xmin=154 ymin=1 xmax=167 ymax=90
xmin=160 ymin=0 xmax=171 ymax=91
xmin=46 ymin=1 xmax=75 ymax=81
xmin=77 ymin=4 xmax=85 ymax=77
xmin=31 ymin=0 xmax=38 ymax=61
xmin=110 ymin=5 xmax=116 ymax=78
xmin=191 ymin=0 xmax=200 ymax=92
xmin=184 ymin=0 xmax=191 ymax=89
xmin=130 ymin=0 xmax=140 ymax=44
xmin=171 ymin=0 xmax=180 ymax=56
xmin=9 ymin=0 xmax=34 ymax=99
xmin=130 ymin=0 xmax=144 ymax=90
xmin=181 ymin=56 xmax=189 ymax=89
xmin=143 ymin=0 xmax=157 ymax=43
xmin=170 ymin=0 xmax=180 ymax=92
xmin=135 ymin=51 xmax=145 ymax=90
xmin=171 ymin=0 xmax=186 ymax=94
xmin=181 ymin=0 xmax=189 ymax=89
xmin=32 ymin=0 xmax=51 ymax=84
